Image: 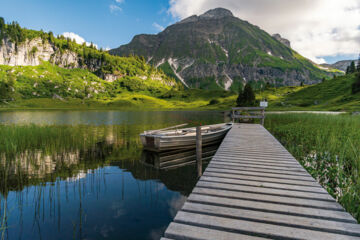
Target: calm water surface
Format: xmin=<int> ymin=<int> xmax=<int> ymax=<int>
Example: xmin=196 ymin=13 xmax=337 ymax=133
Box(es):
xmin=0 ymin=110 xmax=227 ymax=240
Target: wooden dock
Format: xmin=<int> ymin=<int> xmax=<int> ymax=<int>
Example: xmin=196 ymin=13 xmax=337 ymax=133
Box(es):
xmin=161 ymin=123 xmax=360 ymax=240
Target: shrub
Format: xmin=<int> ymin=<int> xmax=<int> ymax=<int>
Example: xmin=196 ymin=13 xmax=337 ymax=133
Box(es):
xmin=209 ymin=99 xmax=220 ymax=105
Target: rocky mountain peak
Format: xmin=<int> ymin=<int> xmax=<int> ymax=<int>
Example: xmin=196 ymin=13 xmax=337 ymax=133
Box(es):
xmin=200 ymin=8 xmax=234 ymax=19
xmin=272 ymin=34 xmax=291 ymax=48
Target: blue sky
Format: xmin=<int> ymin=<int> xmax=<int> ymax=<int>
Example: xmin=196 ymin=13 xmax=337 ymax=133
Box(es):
xmin=1 ymin=0 xmax=358 ymax=64
xmin=0 ymin=0 xmax=175 ymax=50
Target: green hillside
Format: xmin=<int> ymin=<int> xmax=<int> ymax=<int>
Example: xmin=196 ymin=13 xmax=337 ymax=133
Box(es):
xmin=259 ymin=73 xmax=360 ymax=111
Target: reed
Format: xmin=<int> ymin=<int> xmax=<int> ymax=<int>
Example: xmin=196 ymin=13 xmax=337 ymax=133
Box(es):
xmin=265 ymin=113 xmax=360 ymax=222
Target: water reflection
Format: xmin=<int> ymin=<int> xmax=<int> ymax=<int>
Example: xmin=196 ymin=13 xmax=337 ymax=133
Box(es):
xmin=0 ymin=111 xmax=225 ymax=240
xmin=141 ymin=144 xmax=219 ymax=170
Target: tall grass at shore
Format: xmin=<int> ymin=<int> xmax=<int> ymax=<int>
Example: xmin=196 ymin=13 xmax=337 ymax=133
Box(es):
xmin=265 ymin=113 xmax=360 ymax=222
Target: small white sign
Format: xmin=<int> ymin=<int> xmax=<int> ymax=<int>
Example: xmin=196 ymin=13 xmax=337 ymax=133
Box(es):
xmin=260 ymin=101 xmax=268 ymax=107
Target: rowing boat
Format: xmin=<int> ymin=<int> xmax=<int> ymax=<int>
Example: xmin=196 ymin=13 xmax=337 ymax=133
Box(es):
xmin=140 ymin=123 xmax=232 ymax=152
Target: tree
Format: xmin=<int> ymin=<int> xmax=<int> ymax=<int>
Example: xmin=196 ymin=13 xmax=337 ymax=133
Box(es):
xmin=346 ymin=66 xmax=350 ymax=75
xmin=236 ymin=83 xmax=255 ymax=106
xmin=349 ymin=61 xmax=356 ymax=74
xmin=352 ymin=72 xmax=360 ymax=94
xmin=322 ymin=77 xmax=326 ymax=83
xmin=357 ymin=54 xmax=360 ymax=73
xmin=0 ymin=17 xmax=4 ymax=45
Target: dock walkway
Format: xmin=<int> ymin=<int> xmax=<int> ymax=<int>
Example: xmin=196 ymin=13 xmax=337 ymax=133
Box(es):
xmin=162 ymin=123 xmax=360 ymax=239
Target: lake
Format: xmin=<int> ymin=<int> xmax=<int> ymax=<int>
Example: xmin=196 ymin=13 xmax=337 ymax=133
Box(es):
xmin=0 ymin=110 xmax=229 ymax=240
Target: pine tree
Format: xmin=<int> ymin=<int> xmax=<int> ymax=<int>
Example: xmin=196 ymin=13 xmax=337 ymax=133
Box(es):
xmin=357 ymin=54 xmax=360 ymax=72
xmin=236 ymin=83 xmax=255 ymax=106
xmin=349 ymin=61 xmax=356 ymax=74
xmin=352 ymin=72 xmax=360 ymax=94
xmin=346 ymin=66 xmax=350 ymax=75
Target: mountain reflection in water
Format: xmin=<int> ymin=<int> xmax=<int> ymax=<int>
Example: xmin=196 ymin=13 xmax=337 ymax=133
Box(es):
xmin=0 ymin=111 xmax=227 ymax=240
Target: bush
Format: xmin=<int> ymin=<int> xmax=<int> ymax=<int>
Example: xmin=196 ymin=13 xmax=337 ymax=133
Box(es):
xmin=209 ymin=99 xmax=220 ymax=105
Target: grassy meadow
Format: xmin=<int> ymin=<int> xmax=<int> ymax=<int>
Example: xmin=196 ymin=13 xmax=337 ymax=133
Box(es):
xmin=265 ymin=113 xmax=360 ymax=222
xmin=259 ymin=73 xmax=360 ymax=111
xmin=1 ymin=70 xmax=359 ymax=111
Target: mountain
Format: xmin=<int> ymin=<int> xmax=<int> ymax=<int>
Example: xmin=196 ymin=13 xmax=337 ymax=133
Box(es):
xmin=110 ymin=8 xmax=330 ymax=91
xmin=0 ymin=18 xmax=181 ymax=102
xmin=321 ymin=60 xmax=357 ymax=72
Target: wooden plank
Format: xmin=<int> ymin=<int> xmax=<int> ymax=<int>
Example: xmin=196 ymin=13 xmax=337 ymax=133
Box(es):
xmin=174 ymin=211 xmax=358 ymax=240
xmin=211 ymin=159 xmax=303 ymax=168
xmin=196 ymin=180 xmax=335 ymax=201
xmin=209 ymin=162 xmax=308 ymax=172
xmin=192 ymin=187 xmax=343 ymax=210
xmin=203 ymin=171 xmax=322 ymax=187
xmin=208 ymin=164 xmax=312 ymax=177
xmin=164 ymin=222 xmax=267 ymax=240
xmin=182 ymin=202 xmax=360 ymax=236
xmin=200 ymin=175 xmax=329 ymax=194
xmin=232 ymin=107 xmax=265 ymax=110
xmin=187 ymin=194 xmax=356 ymax=222
xmin=205 ymin=167 xmax=314 ymax=181
xmin=211 ymin=157 xmax=300 ymax=166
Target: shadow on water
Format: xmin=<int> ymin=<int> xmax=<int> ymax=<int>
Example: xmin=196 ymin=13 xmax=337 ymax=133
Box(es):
xmin=0 ymin=111 xmax=228 ymax=240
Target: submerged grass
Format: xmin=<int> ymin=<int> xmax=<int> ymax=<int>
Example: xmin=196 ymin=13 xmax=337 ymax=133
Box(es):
xmin=265 ymin=113 xmax=360 ymax=222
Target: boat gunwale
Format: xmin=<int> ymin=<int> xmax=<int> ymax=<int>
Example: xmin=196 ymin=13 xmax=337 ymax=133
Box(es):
xmin=140 ymin=123 xmax=233 ymax=139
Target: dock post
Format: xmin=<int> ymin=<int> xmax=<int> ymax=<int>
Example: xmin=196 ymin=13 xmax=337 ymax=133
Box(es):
xmin=261 ymin=108 xmax=265 ymax=125
xmin=196 ymin=126 xmax=202 ymax=177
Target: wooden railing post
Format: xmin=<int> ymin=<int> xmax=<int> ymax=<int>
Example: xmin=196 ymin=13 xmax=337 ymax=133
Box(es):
xmin=231 ymin=107 xmax=265 ymax=125
xmin=196 ymin=126 xmax=202 ymax=177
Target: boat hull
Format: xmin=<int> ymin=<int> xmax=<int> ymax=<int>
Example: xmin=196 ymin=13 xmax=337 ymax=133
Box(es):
xmin=140 ymin=123 xmax=232 ymax=152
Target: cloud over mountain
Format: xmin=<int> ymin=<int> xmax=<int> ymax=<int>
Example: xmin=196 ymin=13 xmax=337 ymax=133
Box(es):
xmin=168 ymin=0 xmax=360 ymax=63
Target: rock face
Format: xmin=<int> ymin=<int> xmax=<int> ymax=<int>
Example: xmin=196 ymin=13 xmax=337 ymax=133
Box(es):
xmin=0 ymin=37 xmax=55 ymax=66
xmin=0 ymin=37 xmax=118 ymax=81
xmin=272 ymin=34 xmax=291 ymax=48
xmin=110 ymin=8 xmax=327 ymax=90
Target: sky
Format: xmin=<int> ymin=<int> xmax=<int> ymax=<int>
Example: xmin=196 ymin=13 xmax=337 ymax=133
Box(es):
xmin=0 ymin=0 xmax=359 ymax=64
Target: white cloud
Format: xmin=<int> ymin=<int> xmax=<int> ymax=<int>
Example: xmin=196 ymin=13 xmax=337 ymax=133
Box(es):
xmin=168 ymin=0 xmax=360 ymax=63
xmin=152 ymin=22 xmax=165 ymax=32
xmin=115 ymin=0 xmax=125 ymax=3
xmin=62 ymin=32 xmax=98 ymax=49
xmin=110 ymin=4 xmax=122 ymax=13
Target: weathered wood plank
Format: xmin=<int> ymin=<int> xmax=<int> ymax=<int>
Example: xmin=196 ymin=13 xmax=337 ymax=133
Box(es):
xmin=205 ymin=167 xmax=313 ymax=181
xmin=196 ymin=180 xmax=335 ymax=201
xmin=200 ymin=175 xmax=329 ymax=193
xmin=165 ymin=222 xmax=267 ymax=240
xmin=192 ymin=187 xmax=343 ymax=209
xmin=203 ymin=171 xmax=322 ymax=187
xmin=182 ymin=202 xmax=360 ymax=236
xmin=187 ymin=194 xmax=355 ymax=222
xmin=174 ymin=211 xmax=359 ymax=240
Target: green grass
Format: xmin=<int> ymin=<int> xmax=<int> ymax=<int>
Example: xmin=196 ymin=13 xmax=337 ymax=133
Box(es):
xmin=265 ymin=113 xmax=360 ymax=222
xmin=0 ymin=61 xmax=358 ymax=111
xmin=258 ymin=73 xmax=360 ymax=111
xmin=0 ymin=61 xmax=180 ymax=101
